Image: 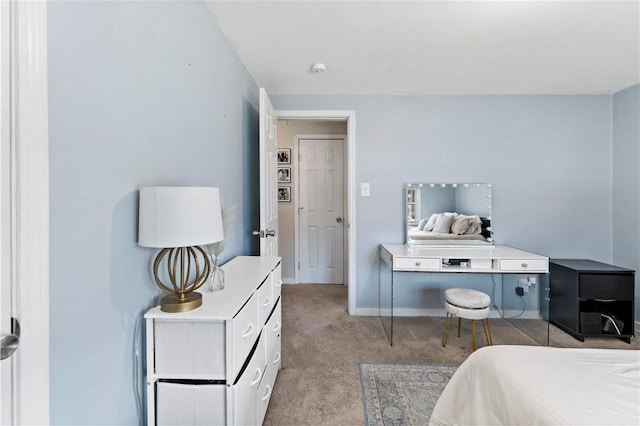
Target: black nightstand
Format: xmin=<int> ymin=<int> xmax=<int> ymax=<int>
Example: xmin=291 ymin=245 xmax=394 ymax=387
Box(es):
xmin=549 ymin=259 xmax=635 ymax=343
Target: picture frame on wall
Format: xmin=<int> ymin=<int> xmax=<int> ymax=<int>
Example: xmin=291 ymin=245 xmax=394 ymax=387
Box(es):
xmin=278 ymin=186 xmax=291 ymax=202
xmin=277 ymin=167 xmax=291 ymax=183
xmin=277 ymin=148 xmax=291 ymax=164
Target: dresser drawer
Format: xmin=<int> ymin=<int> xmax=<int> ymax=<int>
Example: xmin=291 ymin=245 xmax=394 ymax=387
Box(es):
xmin=156 ymin=381 xmax=225 ymax=425
xmin=272 ymin=264 xmax=282 ymax=303
xmin=230 ymin=293 xmax=259 ymax=381
xmin=257 ymin=350 xmax=279 ymax=426
xmin=230 ymin=332 xmax=265 ymax=426
xmin=499 ymin=259 xmax=548 ymax=272
xmin=393 ymin=257 xmax=440 ymax=271
xmin=154 ymin=320 xmax=225 ymax=377
xmin=257 ymin=275 xmax=273 ymax=327
xmin=265 ymin=299 xmax=281 ymax=365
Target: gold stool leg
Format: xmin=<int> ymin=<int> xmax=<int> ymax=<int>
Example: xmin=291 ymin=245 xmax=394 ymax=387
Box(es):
xmin=471 ymin=320 xmax=477 ymax=351
xmin=457 ymin=317 xmax=462 ymax=337
xmin=483 ymin=318 xmax=493 ymax=346
xmin=442 ymin=313 xmax=451 ymax=347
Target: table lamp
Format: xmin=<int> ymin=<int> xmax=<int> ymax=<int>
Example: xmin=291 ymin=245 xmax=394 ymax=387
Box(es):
xmin=138 ymin=186 xmax=224 ymax=312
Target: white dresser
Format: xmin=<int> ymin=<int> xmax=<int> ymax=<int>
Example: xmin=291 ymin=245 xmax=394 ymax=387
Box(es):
xmin=144 ymin=256 xmax=282 ymax=425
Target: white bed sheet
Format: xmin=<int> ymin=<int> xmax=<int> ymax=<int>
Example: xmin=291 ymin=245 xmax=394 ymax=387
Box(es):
xmin=408 ymin=230 xmax=487 ymax=241
xmin=429 ymin=345 xmax=640 ymax=425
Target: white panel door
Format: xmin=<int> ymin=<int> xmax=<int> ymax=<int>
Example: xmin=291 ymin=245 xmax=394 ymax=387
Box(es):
xmin=259 ymin=88 xmax=278 ymax=256
xmin=0 ymin=0 xmax=13 ymax=421
xmin=299 ymin=138 xmax=344 ymax=284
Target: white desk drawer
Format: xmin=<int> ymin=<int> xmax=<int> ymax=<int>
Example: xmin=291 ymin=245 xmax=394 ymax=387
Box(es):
xmin=500 ymin=259 xmax=548 ymax=272
xmin=231 ymin=293 xmax=259 ymax=380
xmin=154 ymin=320 xmax=225 ymax=377
xmin=394 ymin=257 xmax=440 ymax=271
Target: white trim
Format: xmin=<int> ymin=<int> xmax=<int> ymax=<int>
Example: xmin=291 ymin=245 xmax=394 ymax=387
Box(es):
xmin=12 ymin=1 xmax=49 ymax=424
xmin=277 ymin=110 xmax=357 ymax=315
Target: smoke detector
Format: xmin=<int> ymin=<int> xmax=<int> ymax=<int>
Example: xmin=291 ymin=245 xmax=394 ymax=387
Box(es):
xmin=310 ymin=63 xmax=327 ymax=73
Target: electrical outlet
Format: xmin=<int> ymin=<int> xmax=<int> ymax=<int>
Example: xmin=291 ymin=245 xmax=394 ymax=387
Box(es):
xmin=528 ymin=276 xmax=537 ymax=286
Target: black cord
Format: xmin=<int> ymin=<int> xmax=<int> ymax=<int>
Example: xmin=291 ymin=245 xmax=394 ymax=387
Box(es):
xmin=491 ymin=274 xmax=527 ymax=319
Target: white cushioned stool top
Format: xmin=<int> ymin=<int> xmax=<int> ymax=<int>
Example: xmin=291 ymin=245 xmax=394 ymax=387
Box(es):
xmin=444 ymin=288 xmax=490 ymax=309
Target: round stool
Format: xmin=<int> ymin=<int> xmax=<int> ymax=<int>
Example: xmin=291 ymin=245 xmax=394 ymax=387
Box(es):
xmin=441 ymin=288 xmax=493 ymax=351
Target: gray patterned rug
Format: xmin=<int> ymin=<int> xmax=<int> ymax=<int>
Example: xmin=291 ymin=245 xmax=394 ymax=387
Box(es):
xmin=359 ymin=363 xmax=458 ymax=426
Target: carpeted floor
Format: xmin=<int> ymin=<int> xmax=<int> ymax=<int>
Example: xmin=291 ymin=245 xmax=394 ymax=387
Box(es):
xmin=263 ymin=284 xmax=638 ymax=425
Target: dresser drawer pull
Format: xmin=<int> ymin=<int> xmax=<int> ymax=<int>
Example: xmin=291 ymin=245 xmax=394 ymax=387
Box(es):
xmin=261 ymin=384 xmax=272 ymax=402
xmin=415 ymin=261 xmax=421 ymax=267
xmin=242 ymin=323 xmax=255 ymax=338
xmin=273 ymin=352 xmax=281 ymax=364
xmin=250 ymin=367 xmax=262 ymax=387
xmin=275 ymin=280 xmax=283 ymax=288
xmin=262 ymin=297 xmax=271 ymax=307
xmin=521 ymin=263 xmax=528 ymax=268
xmin=272 ymin=321 xmax=281 ymax=332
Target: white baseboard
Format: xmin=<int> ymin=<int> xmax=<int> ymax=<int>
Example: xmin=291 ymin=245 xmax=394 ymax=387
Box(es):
xmin=355 ymin=307 xmax=540 ymax=320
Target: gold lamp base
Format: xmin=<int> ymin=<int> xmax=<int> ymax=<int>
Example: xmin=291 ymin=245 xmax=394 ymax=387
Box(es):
xmin=153 ymin=246 xmax=211 ymax=313
xmin=160 ymin=292 xmax=203 ymax=313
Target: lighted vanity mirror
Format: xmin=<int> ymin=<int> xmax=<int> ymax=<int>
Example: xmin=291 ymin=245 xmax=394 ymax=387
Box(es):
xmin=405 ymin=183 xmax=493 ymax=246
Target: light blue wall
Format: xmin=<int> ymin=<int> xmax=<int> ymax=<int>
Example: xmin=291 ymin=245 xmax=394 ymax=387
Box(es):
xmin=48 ymin=1 xmax=258 ymax=424
xmin=272 ymin=95 xmax=613 ymax=310
xmin=612 ymin=84 xmax=640 ymax=323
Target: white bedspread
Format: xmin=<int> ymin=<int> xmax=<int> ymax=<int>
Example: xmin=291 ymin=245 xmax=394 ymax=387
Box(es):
xmin=429 ymin=345 xmax=640 ymax=425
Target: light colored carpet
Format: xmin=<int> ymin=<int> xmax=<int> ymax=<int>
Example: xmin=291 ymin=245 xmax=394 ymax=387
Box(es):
xmin=264 ymin=284 xmax=638 ymax=425
xmin=359 ymin=363 xmax=457 ymax=426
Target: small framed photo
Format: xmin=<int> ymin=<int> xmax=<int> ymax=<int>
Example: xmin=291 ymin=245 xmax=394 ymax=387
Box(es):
xmin=277 ymin=148 xmax=291 ymax=164
xmin=278 ymin=186 xmax=291 ymax=202
xmin=277 ymin=167 xmax=291 ymax=183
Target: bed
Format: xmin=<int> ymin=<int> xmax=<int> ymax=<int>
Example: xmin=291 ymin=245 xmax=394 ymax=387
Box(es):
xmin=408 ymin=213 xmax=491 ymax=244
xmin=429 ymin=345 xmax=640 ymax=425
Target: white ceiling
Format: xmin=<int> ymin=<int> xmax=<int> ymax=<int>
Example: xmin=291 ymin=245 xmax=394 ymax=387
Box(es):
xmin=205 ymin=1 xmax=640 ymax=95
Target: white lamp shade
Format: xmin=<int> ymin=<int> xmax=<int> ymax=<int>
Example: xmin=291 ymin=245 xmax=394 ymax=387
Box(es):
xmin=138 ymin=186 xmax=224 ymax=248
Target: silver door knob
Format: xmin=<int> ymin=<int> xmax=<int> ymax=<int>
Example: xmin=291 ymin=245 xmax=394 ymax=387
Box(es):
xmin=1 ymin=318 xmax=20 ymax=361
xmin=336 ymin=217 xmax=343 ymax=223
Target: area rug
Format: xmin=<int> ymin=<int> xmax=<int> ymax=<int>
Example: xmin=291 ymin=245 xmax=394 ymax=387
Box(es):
xmin=359 ymin=363 xmax=458 ymax=426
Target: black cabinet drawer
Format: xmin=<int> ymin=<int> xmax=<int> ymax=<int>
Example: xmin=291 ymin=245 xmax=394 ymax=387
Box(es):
xmin=580 ymin=274 xmax=634 ymax=300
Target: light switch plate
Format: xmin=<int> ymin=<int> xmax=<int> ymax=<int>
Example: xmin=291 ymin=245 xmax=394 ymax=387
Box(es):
xmin=361 ymin=182 xmax=370 ymax=197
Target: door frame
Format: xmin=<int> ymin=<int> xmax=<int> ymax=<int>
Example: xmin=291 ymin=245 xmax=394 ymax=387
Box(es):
xmin=277 ymin=110 xmax=356 ymax=315
xmin=294 ymin=134 xmax=347 ymax=285
xmin=1 ymin=0 xmax=50 ymax=423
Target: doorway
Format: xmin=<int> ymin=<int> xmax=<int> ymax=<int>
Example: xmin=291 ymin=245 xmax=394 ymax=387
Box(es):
xmin=274 ymin=113 xmax=355 ymax=313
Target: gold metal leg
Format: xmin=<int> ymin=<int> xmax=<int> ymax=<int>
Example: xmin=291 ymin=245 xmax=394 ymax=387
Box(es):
xmin=457 ymin=317 xmax=462 ymax=337
xmin=442 ymin=313 xmax=451 ymax=347
xmin=483 ymin=318 xmax=493 ymax=346
xmin=471 ymin=320 xmax=477 ymax=351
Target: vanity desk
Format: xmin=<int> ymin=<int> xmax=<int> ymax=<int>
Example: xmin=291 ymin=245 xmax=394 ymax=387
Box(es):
xmin=379 ymin=243 xmax=549 ymax=345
